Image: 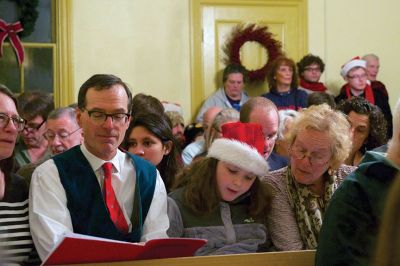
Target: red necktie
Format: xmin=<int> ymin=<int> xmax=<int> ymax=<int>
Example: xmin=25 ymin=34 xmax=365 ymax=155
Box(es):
xmin=102 ymin=162 xmax=129 ymax=234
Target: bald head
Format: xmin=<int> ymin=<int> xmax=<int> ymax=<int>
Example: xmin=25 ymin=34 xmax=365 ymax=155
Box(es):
xmin=240 ymin=97 xmax=278 ymax=123
xmin=240 ymin=97 xmax=279 ymax=159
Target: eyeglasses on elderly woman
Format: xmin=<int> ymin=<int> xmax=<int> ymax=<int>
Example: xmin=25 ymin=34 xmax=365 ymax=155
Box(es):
xmin=289 ymin=144 xmax=331 ymax=167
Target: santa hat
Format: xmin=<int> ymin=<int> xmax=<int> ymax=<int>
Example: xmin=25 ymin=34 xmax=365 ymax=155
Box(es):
xmin=340 ymin=56 xmax=367 ymax=78
xmin=207 ymin=122 xmax=269 ymax=177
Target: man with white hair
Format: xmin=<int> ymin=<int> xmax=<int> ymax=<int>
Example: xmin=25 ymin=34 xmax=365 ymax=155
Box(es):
xmin=316 ymin=99 xmax=400 ymax=266
xmin=362 ymin=53 xmax=389 ymax=99
xmin=17 ymin=107 xmax=83 ymax=184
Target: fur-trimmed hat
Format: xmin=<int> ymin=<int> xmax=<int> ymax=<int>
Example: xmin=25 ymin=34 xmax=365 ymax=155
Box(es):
xmin=340 ymin=56 xmax=367 ymax=78
xmin=207 ymin=122 xmax=269 ymax=177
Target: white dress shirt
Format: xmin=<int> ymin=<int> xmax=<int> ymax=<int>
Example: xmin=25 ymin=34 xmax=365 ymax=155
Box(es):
xmin=29 ymin=144 xmax=169 ymax=260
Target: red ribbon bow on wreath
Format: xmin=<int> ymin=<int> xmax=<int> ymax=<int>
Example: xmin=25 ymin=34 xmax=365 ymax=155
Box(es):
xmin=0 ymin=19 xmax=25 ymax=66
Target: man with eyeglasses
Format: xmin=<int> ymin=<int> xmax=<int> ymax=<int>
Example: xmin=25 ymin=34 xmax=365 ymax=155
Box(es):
xmin=14 ymin=91 xmax=54 ymax=171
xmin=335 ymin=57 xmax=392 ymax=137
xmin=29 ymin=74 xmax=169 ymax=261
xmin=297 ymin=54 xmax=332 ymax=95
xmin=240 ymin=97 xmax=286 ymax=171
xmin=17 ymin=107 xmax=83 ymax=184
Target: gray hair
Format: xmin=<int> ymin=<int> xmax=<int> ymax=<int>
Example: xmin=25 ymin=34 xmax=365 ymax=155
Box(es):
xmin=277 ymin=109 xmax=299 ymax=140
xmin=362 ymin=53 xmax=379 ymax=61
xmin=206 ymin=108 xmax=240 ymax=150
xmin=47 ymin=107 xmax=78 ymax=126
xmin=286 ymin=104 xmax=351 ymax=170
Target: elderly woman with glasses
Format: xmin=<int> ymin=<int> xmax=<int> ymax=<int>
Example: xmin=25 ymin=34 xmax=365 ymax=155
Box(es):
xmin=262 ymin=104 xmax=354 ymax=251
xmin=0 ymin=85 xmax=39 ymax=264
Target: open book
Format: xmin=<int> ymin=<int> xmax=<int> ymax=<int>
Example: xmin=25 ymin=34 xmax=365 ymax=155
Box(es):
xmin=42 ymin=233 xmax=207 ymax=265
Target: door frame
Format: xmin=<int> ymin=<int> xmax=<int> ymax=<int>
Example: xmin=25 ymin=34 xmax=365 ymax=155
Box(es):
xmin=189 ymin=0 xmax=308 ymax=119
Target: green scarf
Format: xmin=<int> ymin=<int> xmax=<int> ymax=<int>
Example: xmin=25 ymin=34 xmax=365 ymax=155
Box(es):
xmin=286 ymin=167 xmax=338 ymax=249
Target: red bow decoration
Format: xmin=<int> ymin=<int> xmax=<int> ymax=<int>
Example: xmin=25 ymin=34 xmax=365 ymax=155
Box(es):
xmin=0 ymin=19 xmax=25 ymax=66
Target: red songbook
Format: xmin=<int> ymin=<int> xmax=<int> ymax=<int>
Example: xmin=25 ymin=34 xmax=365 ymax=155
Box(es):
xmin=42 ymin=233 xmax=207 ymax=265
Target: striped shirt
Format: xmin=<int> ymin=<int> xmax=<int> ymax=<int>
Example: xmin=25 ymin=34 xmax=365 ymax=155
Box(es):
xmin=0 ymin=199 xmax=35 ymax=265
xmin=0 ymin=174 xmax=39 ymax=265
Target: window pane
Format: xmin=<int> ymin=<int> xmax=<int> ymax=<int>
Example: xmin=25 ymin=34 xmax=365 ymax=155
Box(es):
xmin=24 ymin=48 xmax=53 ymax=94
xmin=0 ymin=0 xmax=52 ymax=43
xmin=23 ymin=0 xmax=53 ymax=43
xmin=0 ymin=46 xmax=21 ymax=94
xmin=0 ymin=1 xmax=19 ymax=22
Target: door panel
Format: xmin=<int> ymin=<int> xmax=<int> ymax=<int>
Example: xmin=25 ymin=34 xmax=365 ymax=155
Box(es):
xmin=191 ymin=0 xmax=307 ymax=119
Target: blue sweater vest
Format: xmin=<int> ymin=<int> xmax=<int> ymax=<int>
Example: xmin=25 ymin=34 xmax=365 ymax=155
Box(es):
xmin=52 ymin=146 xmax=156 ymax=242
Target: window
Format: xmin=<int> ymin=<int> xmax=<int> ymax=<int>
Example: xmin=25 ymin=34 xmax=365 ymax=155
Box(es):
xmin=0 ymin=0 xmax=73 ymax=106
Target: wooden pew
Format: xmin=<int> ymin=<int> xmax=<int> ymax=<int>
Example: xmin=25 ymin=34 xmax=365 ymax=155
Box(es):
xmin=76 ymin=250 xmax=316 ymax=266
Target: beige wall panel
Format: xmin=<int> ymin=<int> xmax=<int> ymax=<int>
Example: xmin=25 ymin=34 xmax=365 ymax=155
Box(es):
xmin=308 ymin=0 xmax=400 ymax=109
xmin=72 ymin=0 xmax=192 ymax=122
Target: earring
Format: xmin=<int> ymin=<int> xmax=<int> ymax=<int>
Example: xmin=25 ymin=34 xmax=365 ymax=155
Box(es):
xmin=328 ymin=168 xmax=334 ymax=176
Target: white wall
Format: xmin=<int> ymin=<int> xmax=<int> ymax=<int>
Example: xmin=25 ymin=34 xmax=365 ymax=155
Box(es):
xmin=72 ymin=0 xmax=191 ymax=121
xmin=308 ymin=0 xmax=400 ymax=108
xmin=72 ymin=0 xmax=400 ymax=122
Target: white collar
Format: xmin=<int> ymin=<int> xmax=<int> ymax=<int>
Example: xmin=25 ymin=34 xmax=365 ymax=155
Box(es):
xmin=80 ymin=144 xmax=124 ymax=178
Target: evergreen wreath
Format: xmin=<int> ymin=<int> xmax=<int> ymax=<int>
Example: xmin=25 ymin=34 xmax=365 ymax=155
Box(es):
xmin=2 ymin=0 xmax=39 ymax=38
xmin=223 ymin=23 xmax=282 ymax=83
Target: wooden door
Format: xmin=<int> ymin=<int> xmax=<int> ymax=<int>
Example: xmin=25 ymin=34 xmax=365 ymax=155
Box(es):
xmin=190 ymin=0 xmax=307 ymax=119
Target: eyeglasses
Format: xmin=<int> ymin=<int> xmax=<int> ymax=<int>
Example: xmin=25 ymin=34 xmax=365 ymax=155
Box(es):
xmin=289 ymin=145 xmax=330 ymax=167
xmin=347 ymin=74 xmax=367 ymax=80
xmin=82 ymin=108 xmax=130 ymax=126
xmin=23 ymin=119 xmax=46 ymax=132
xmin=304 ymin=66 xmax=321 ymax=72
xmin=0 ymin=113 xmax=26 ymax=132
xmin=44 ymin=128 xmax=81 ymax=141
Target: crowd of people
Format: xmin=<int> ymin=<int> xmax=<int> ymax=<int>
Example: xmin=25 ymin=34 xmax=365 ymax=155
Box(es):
xmin=0 ymin=52 xmax=399 ymax=266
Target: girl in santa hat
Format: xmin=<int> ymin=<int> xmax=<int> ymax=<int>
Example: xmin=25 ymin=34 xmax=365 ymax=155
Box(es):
xmin=167 ymin=122 xmax=272 ymax=255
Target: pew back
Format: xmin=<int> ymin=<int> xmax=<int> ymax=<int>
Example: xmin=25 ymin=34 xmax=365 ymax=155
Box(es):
xmin=76 ymin=250 xmax=315 ymax=266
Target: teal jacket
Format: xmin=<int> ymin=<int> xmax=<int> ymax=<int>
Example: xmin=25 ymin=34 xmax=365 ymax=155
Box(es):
xmin=316 ymin=151 xmax=399 ymax=266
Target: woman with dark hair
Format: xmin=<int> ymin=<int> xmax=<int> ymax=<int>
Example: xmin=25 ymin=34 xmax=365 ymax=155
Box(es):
xmin=262 ymin=56 xmax=308 ymax=111
xmin=130 ymin=93 xmax=164 ymax=118
xmin=337 ymin=97 xmax=387 ymax=166
xmin=0 ymin=85 xmax=39 ymax=265
xmin=122 ymin=112 xmax=179 ymax=191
